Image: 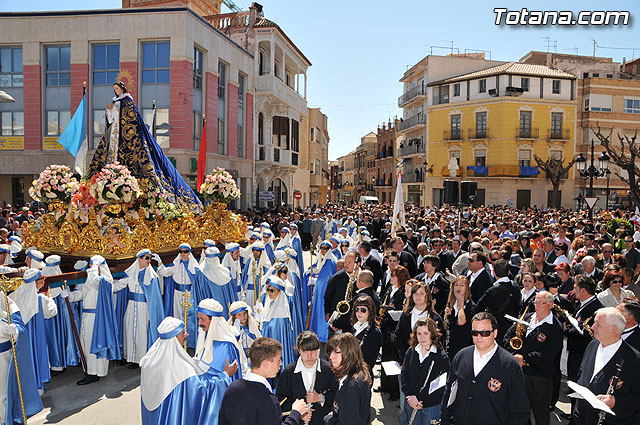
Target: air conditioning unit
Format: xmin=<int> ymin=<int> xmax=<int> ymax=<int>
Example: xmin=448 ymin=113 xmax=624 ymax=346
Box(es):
xmin=505 ymin=86 xmax=524 ymax=96
xmin=488 ymin=88 xmax=498 ymax=97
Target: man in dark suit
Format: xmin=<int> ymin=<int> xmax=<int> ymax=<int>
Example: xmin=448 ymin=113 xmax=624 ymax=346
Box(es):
xmin=372 ymin=212 xmax=384 ymax=241
xmin=467 ymin=251 xmax=493 ymax=303
xmin=405 ymin=228 xmax=418 ymax=252
xmin=572 ymin=307 xmax=640 ymax=425
xmin=332 ymin=270 xmax=380 ymax=332
xmin=358 ymin=240 xmax=382 ymax=292
xmin=415 ymin=254 xmax=450 ymax=314
xmin=380 ymin=222 xmax=392 ymax=245
xmin=542 ymin=237 xmax=557 ymax=264
xmin=451 ymin=238 xmax=466 ymax=262
xmin=578 ymin=256 xmax=604 ymax=286
xmin=392 ymin=236 xmax=416 ymax=277
xmin=441 ymin=312 xmax=530 ymax=425
xmin=431 ymin=237 xmax=454 ymax=274
xmin=617 ymin=298 xmax=640 ymax=352
xmin=564 ymin=274 xmax=603 ymax=421
xmin=277 ymin=331 xmax=338 ymax=425
xmin=533 ymin=248 xmax=555 ymax=275
xmin=324 ymin=251 xmax=358 ymax=325
xmin=476 ymin=259 xmax=522 ymax=343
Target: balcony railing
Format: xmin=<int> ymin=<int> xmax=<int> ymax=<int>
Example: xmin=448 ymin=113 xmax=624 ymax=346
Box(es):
xmin=398 ymin=114 xmax=426 ymax=132
xmin=468 ymin=128 xmax=491 ymax=139
xmin=398 ymin=141 xmax=426 ymax=157
xmin=433 ymin=94 xmax=450 ymax=105
xmin=443 ymin=129 xmax=465 ymax=141
xmin=398 ymin=85 xmax=427 ymax=107
xmin=516 ymin=127 xmax=539 ymax=139
xmin=548 ymin=129 xmax=570 ymax=140
xmin=403 ymin=173 xmax=425 ymax=183
xmin=257 ymin=145 xmax=298 ymax=166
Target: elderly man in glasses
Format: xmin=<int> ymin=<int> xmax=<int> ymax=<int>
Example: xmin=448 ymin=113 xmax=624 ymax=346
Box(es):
xmin=442 ymin=312 xmax=530 ymax=425
xmin=113 ymin=249 xmax=165 ymax=368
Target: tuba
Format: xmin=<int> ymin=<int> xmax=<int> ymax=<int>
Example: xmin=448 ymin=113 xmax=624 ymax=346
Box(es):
xmin=509 ymin=304 xmax=529 ymax=350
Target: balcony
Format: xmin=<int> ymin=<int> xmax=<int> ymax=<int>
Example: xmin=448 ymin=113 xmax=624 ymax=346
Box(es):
xmin=403 ymin=172 xmax=425 ymax=183
xmin=398 ymin=141 xmax=425 ymax=158
xmin=468 ymin=128 xmax=491 ymax=139
xmin=433 ymin=94 xmax=450 ymax=105
xmin=443 ymin=129 xmax=465 ymax=141
xmin=398 ymin=85 xmax=427 ymax=107
xmin=548 ymin=129 xmax=570 ymax=141
xmin=516 ymin=127 xmax=539 ymax=139
xmin=398 ymin=114 xmax=426 ymax=132
xmin=257 ymin=145 xmax=298 ymax=167
xmin=374 ymin=178 xmax=392 ymax=186
xmin=256 ymin=73 xmax=307 ymax=114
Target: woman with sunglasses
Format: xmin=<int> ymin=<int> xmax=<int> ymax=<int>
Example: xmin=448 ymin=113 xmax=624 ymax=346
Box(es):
xmin=350 ymin=295 xmax=382 ymax=384
xmin=597 ymin=269 xmax=631 ymax=307
xmin=261 ymin=276 xmax=296 ymax=368
xmin=340 ymin=240 xmax=351 ymax=257
xmin=552 ymin=242 xmax=569 ymax=266
xmin=325 ymin=333 xmax=372 ymax=425
xmin=443 ymin=276 xmax=474 ymax=359
xmin=400 ymin=318 xmax=450 ymax=425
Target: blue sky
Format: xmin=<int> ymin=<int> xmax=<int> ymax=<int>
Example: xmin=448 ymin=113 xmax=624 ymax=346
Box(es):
xmin=5 ymin=0 xmax=640 ymax=159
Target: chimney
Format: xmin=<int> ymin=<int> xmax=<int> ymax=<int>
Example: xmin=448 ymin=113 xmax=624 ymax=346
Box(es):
xmin=622 ymin=57 xmax=626 ymax=73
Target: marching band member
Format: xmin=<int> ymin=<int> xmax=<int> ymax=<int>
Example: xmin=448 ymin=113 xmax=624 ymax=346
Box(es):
xmin=350 ymin=294 xmax=382 ymax=382
xmin=443 ymin=276 xmax=475 ymax=360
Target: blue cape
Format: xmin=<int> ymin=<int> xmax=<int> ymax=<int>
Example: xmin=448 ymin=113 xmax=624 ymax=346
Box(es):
xmin=90 ymin=277 xmax=121 ymax=360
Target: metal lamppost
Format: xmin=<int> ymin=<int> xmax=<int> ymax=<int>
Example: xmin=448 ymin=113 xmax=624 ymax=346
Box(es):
xmin=575 ymin=139 xmax=610 ymax=218
xmin=605 ymin=169 xmax=611 ymax=208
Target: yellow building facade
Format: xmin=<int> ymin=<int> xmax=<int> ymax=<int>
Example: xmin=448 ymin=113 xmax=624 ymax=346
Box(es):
xmin=425 ymin=63 xmax=578 ymax=208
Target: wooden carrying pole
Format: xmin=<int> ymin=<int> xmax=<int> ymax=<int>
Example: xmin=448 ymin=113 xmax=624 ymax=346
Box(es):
xmin=62 ymin=280 xmax=87 ymax=372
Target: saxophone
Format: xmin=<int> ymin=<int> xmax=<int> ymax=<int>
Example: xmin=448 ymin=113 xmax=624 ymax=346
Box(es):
xmin=582 ymin=315 xmax=595 ymax=339
xmin=509 ymin=304 xmax=529 ymax=350
xmin=377 ymin=288 xmax=391 ymax=325
xmin=328 ymin=267 xmax=357 ymax=325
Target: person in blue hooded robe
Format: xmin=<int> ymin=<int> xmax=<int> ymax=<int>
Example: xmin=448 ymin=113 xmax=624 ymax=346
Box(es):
xmin=228 ymin=301 xmax=261 ymax=373
xmin=193 ymin=299 xmax=246 ymax=382
xmin=87 ymin=81 xmax=202 ymax=214
xmin=240 ymin=242 xmax=272 ymax=307
xmin=196 ymin=247 xmax=232 ymax=317
xmin=0 ymin=297 xmax=43 ymax=425
xmin=140 ymin=317 xmax=237 ymax=425
xmin=321 ymin=214 xmax=338 ymax=241
xmin=113 ymin=249 xmax=165 ymax=368
xmin=260 ymin=276 xmax=297 ymax=375
xmin=329 ymin=236 xmax=342 ymax=260
xmin=266 ymin=250 xmax=305 ymax=339
xmin=221 ymin=243 xmax=242 ymax=308
xmin=289 ymin=224 xmax=305 ymax=279
xmin=307 ymin=241 xmax=337 ymax=343
xmin=262 ymin=230 xmax=277 ymax=264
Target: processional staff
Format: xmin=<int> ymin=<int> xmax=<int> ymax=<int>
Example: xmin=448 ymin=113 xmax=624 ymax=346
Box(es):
xmin=181 ymin=291 xmax=192 ymax=351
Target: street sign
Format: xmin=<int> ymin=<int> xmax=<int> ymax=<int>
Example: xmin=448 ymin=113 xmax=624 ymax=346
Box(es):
xmin=584 ymin=196 xmax=599 ymax=210
xmin=294 ymin=191 xmax=302 ymax=200
xmin=259 ymin=191 xmax=275 ymax=202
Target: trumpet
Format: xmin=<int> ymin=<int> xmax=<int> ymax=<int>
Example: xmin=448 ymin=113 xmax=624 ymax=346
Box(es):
xmin=509 ymin=304 xmax=529 ymax=350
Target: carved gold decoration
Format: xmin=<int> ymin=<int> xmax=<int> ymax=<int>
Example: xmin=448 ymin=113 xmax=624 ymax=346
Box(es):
xmin=59 ymin=221 xmax=80 ymax=253
xmin=116 ymin=69 xmax=135 ymax=96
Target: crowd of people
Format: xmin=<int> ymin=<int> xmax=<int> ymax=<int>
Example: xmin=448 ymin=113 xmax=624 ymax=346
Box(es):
xmin=2 ymin=200 xmax=640 ymax=424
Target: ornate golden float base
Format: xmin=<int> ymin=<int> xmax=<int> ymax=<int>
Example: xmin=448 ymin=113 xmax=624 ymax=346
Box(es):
xmin=23 ymin=201 xmax=246 ymax=259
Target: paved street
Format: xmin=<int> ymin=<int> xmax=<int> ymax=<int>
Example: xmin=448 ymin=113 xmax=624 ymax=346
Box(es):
xmin=30 ymin=250 xmax=570 ymax=424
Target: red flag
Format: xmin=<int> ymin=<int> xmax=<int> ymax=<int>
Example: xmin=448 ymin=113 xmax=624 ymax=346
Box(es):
xmin=197 ymin=117 xmax=207 ymax=189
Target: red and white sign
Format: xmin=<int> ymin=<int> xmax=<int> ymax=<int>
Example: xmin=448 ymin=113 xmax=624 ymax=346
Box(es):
xmin=294 ymin=191 xmax=302 ymax=200
xmin=584 ymin=196 xmax=599 ymax=210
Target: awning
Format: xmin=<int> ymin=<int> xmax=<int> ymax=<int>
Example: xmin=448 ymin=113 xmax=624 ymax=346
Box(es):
xmin=467 ymin=166 xmax=488 ymax=175
xmin=519 ymin=166 xmax=540 ymax=176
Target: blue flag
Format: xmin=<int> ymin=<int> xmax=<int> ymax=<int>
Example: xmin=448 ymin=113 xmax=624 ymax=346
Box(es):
xmin=57 ymin=94 xmax=87 ymax=175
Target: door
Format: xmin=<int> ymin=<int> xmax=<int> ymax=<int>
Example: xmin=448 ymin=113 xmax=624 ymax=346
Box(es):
xmin=473 ymin=189 xmax=485 ymax=207
xmin=517 ymin=190 xmax=531 ymax=209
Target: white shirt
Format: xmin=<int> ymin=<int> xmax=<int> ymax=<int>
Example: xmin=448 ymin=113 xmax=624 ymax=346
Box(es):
xmin=424 ymin=272 xmax=441 ymax=285
xmin=576 ymin=295 xmax=596 ymax=315
xmin=338 ymin=376 xmax=347 ymax=390
xmin=525 ymin=312 xmax=553 ymax=337
xmin=410 ymin=307 xmax=429 ymax=329
xmin=245 ymin=370 xmax=272 ymax=392
xmin=494 ymin=276 xmax=510 ymax=286
xmin=353 ymin=321 xmax=368 ymax=336
xmin=294 ymin=356 xmax=321 ymax=392
xmin=622 ymin=325 xmax=638 ymax=340
xmin=591 ymin=339 xmax=623 ymax=382
xmin=415 ymin=344 xmax=437 ymax=363
xmin=469 ymin=268 xmax=483 ymax=287
xmin=473 ymin=342 xmax=499 ymax=377
xmin=521 ymin=287 xmax=536 ymax=302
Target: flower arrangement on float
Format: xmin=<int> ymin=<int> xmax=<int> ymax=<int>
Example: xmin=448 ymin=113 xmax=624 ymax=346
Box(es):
xmin=199 ymin=168 xmax=241 ymax=203
xmin=28 ymin=165 xmax=79 ymax=204
xmin=90 ymin=162 xmax=142 ymax=205
xmin=70 ymin=182 xmax=99 ymax=223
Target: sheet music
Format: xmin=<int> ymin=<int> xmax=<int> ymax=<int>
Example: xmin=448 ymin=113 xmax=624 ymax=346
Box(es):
xmin=447 ymin=380 xmax=458 ymax=407
xmin=567 ymin=381 xmax=615 ymax=415
xmin=381 ymin=361 xmax=402 ymax=376
xmin=429 ymin=372 xmax=447 ymax=394
xmin=566 ymin=314 xmax=583 ymax=335
xmin=389 ymin=310 xmax=402 ymax=321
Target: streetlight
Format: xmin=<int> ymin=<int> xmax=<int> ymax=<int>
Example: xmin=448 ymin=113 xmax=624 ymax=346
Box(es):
xmin=575 ymin=139 xmax=610 ymax=218
xmin=605 ymin=169 xmax=611 ymax=208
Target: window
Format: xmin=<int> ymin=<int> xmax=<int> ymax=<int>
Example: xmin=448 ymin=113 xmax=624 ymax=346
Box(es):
xmin=193 ymin=48 xmax=203 ymax=90
xmin=273 ymin=116 xmax=289 ymax=148
xmin=310 ymin=127 xmax=314 ymax=141
xmin=519 ymin=111 xmax=532 ymax=137
xmin=475 ymin=112 xmax=487 ymax=138
xmin=46 ymin=110 xmax=71 ymax=136
xmin=193 ymin=112 xmax=203 ymax=151
xmin=518 ymin=150 xmax=531 ymax=167
xmin=291 ymin=119 xmax=299 ymax=152
xmin=583 ymin=72 xmax=589 ymax=78
xmin=0 ymin=47 xmax=22 ymax=87
xmin=521 ymin=77 xmax=529 ymax=92
xmin=258 ymin=113 xmax=264 ymax=145
xmin=584 ymin=98 xmax=590 ymax=112
xmin=218 ymin=62 xmax=226 ymax=99
xmin=0 ymin=111 xmax=24 ymax=135
xmin=274 ymin=60 xmax=280 ymax=80
xmin=92 ymin=110 xmax=106 ymax=148
xmin=624 ymin=99 xmax=640 ymax=114
xmin=143 ymin=108 xmax=169 ymax=148
xmin=479 ymin=79 xmax=486 ymax=93
xmin=585 ymin=94 xmax=612 ymax=112
xmin=451 ymin=114 xmax=461 ymax=139
xmin=217 ymin=62 xmax=226 ymax=155
xmin=450 ymin=150 xmax=461 ymax=165
xmin=258 ymin=50 xmax=265 ymax=75
xmin=552 ymin=80 xmax=560 ymax=94
xmin=453 ymin=83 xmax=460 ymax=97
xmin=237 ymin=73 xmax=245 ymax=158
xmin=142 ymin=41 xmax=170 ymax=84
xmin=592 ymin=73 xmax=599 ymax=78
xmin=475 ymin=149 xmax=486 ymax=167
xmin=45 ymin=45 xmax=70 ymax=86
xmin=92 ymin=44 xmax=119 ymax=85
xmin=551 ymin=112 xmax=563 ymax=137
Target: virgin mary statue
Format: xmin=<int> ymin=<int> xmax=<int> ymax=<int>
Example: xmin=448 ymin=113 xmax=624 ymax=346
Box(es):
xmin=88 ymin=81 xmax=202 ymax=212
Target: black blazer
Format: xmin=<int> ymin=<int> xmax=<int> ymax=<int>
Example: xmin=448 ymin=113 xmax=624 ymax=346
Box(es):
xmin=469 ymin=269 xmax=493 ymax=303
xmin=446 ymin=299 xmax=475 ymax=360
xmin=504 ymin=313 xmax=564 ymax=377
xmin=398 ymin=250 xmax=417 ymax=277
xmin=324 ymin=270 xmax=349 ymax=317
xmin=438 ymin=250 xmax=455 ymax=273
xmin=518 ymin=289 xmax=538 ymax=316
xmin=362 ymin=255 xmax=382 ymax=292
xmin=354 ymin=324 xmax=382 ymax=373
xmin=573 ymin=340 xmax=640 ymax=425
xmin=566 ymin=297 xmax=603 ymax=354
xmin=379 ymin=286 xmax=405 ymax=341
xmin=219 ymin=379 xmax=301 ymax=425
xmin=441 ymin=345 xmax=530 ymax=425
xmin=325 ymin=376 xmax=371 ymax=425
xmin=276 ymin=359 xmax=338 ymax=425
xmin=332 ymin=286 xmax=380 ymax=332
xmin=401 ymin=346 xmax=450 ymax=407
xmin=622 ymin=327 xmax=640 ymax=352
xmin=475 ymin=279 xmax=521 ymax=343
xmin=394 ymin=311 xmax=444 ymax=365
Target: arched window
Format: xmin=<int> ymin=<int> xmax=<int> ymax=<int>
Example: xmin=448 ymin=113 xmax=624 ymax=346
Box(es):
xmin=258 ymin=113 xmax=264 ymax=145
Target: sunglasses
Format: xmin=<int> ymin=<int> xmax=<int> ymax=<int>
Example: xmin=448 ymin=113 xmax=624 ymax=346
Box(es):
xmin=612 ymin=279 xmax=624 ymax=284
xmin=179 ymin=250 xmax=190 ymax=254
xmin=266 ymin=288 xmax=277 ymax=293
xmin=554 ymin=248 xmax=562 ymax=251
xmin=355 ymin=307 xmax=368 ymax=313
xmin=490 ymin=257 xmax=501 ymax=262
xmin=467 ymin=258 xmax=476 ymax=263
xmin=471 ymin=329 xmax=493 ymax=337
xmin=142 ymin=256 xmax=151 ymax=260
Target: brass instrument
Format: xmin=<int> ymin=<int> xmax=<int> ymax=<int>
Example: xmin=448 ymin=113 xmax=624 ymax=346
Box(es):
xmin=583 ymin=315 xmax=595 ymax=339
xmin=597 ymin=358 xmax=624 ymax=425
xmin=552 ymin=303 xmax=573 ymax=329
xmin=335 ymin=269 xmax=357 ymax=316
xmin=509 ymin=304 xmax=530 ymax=350
xmin=377 ymin=288 xmax=392 ymax=325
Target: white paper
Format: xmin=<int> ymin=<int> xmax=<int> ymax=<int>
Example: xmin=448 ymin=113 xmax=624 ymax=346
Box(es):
xmin=429 ymin=373 xmax=447 ymax=394
xmin=504 ymin=314 xmax=530 ymax=327
xmin=389 ymin=310 xmax=403 ymax=321
xmin=381 ymin=361 xmax=402 ymax=376
xmin=566 ymin=314 xmax=583 ymax=335
xmin=567 ymin=381 xmax=615 ymax=415
xmin=447 ymin=380 xmax=458 ymax=407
